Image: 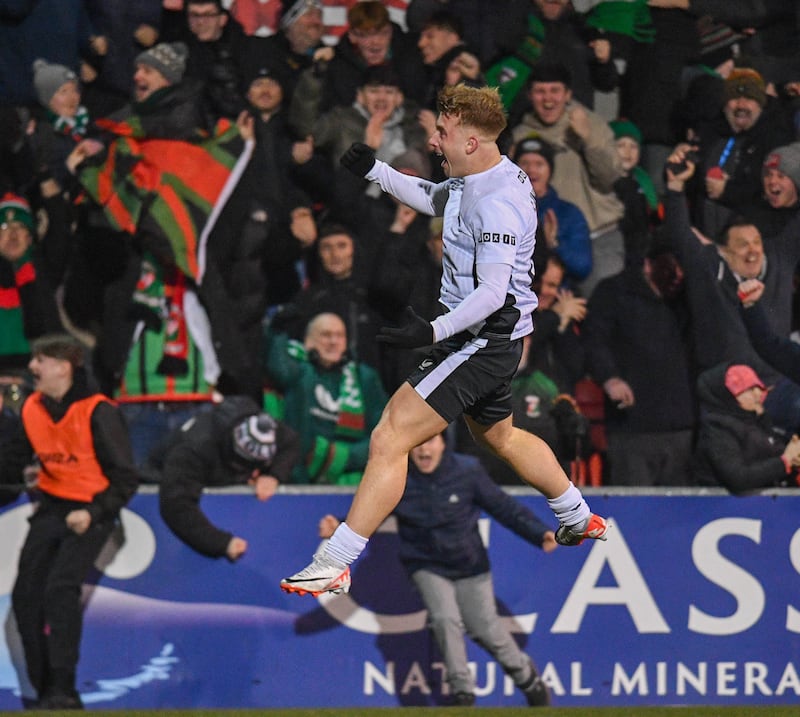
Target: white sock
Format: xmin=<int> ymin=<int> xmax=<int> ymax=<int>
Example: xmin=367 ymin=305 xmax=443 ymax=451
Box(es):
xmin=547 ymin=483 xmax=590 ymax=527
xmin=324 ymin=522 xmax=368 ymax=567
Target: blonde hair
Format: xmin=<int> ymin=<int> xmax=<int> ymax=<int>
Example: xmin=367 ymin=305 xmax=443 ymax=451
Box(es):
xmin=437 ymin=84 xmax=507 ymax=140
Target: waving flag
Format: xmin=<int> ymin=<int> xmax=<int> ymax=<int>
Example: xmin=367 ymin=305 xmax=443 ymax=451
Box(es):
xmin=78 ymin=117 xmax=253 ymax=283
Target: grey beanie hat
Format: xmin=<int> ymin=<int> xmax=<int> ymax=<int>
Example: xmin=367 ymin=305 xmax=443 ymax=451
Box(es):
xmin=763 ymin=142 xmax=800 ymax=190
xmin=135 ymin=42 xmax=188 ymax=85
xmin=32 ymin=59 xmax=78 ymax=107
xmin=232 ymin=413 xmax=278 ymax=469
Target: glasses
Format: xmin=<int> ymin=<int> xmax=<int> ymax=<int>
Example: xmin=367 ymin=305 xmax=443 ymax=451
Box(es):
xmin=188 ymin=10 xmax=222 ymax=20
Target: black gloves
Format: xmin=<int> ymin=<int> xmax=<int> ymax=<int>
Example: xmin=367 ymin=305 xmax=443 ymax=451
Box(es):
xmin=340 ymin=142 xmax=376 ymax=178
xmin=377 ymin=306 xmax=434 ymax=348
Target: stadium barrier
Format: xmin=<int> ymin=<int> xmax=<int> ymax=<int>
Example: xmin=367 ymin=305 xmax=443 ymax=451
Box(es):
xmin=1 ymin=487 xmax=799 ymax=709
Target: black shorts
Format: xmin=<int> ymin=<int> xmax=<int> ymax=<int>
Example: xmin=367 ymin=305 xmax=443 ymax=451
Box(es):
xmin=406 ymin=332 xmax=523 ymax=425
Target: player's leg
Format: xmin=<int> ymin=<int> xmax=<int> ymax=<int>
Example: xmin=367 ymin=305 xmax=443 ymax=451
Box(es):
xmin=465 ymin=415 xmax=608 ymax=545
xmin=344 ymin=384 xmax=448 ymax=537
xmin=280 ymin=383 xmax=447 ymax=596
xmin=466 ymin=414 xmax=569 ymax=497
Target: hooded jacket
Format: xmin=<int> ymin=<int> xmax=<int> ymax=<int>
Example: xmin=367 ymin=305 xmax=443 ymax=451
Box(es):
xmin=395 ymin=449 xmax=551 ymax=580
xmin=511 ymin=101 xmax=624 ymax=233
xmin=156 ymin=395 xmax=300 ymax=557
xmin=692 ymin=362 xmax=795 ymax=493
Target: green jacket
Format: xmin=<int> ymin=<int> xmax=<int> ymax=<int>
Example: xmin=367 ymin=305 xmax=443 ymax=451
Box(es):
xmin=263 ymin=330 xmax=387 ymax=484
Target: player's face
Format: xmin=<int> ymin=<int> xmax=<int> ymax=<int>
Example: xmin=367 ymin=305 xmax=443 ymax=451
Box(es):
xmin=615 ymin=136 xmax=640 ymax=172
xmin=529 ymin=81 xmax=570 ymax=126
xmin=763 ymin=168 xmax=798 ymax=209
xmin=429 ymin=112 xmax=469 ymax=178
xmin=410 ymin=434 xmax=446 ymax=474
xmin=722 ymin=224 xmax=764 ymax=279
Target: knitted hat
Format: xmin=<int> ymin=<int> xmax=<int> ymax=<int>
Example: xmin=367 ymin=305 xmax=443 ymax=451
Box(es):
xmin=763 ymin=142 xmax=800 ymax=189
xmin=232 ymin=413 xmax=279 ymax=469
xmin=0 ymin=193 xmax=34 ymax=232
xmin=243 ymin=65 xmax=287 ymax=94
xmin=609 ymin=118 xmax=642 ymax=145
xmin=280 ymin=0 xmax=322 ymax=30
xmin=697 ymin=15 xmax=745 ymax=69
xmin=723 ymin=68 xmax=766 ymax=107
xmin=32 ymin=58 xmax=78 ymax=108
xmin=725 ymin=364 xmax=766 ymax=397
xmin=513 ymin=135 xmax=555 ymax=174
xmin=135 ymin=42 xmax=188 ymax=85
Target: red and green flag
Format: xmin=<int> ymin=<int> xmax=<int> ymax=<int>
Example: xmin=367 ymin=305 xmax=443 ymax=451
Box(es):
xmin=78 ymin=117 xmax=252 ymax=283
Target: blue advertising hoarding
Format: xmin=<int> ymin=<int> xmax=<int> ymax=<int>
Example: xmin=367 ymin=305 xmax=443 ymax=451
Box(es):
xmin=1 ymin=489 xmax=799 ymax=709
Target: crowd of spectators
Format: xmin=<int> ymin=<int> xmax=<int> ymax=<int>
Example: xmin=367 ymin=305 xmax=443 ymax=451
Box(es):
xmin=3 ymin=0 xmax=800 ymax=494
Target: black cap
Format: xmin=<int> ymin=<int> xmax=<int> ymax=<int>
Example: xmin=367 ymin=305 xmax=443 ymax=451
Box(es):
xmin=528 ymin=61 xmax=572 ymax=88
xmin=512 ymin=135 xmax=555 ymax=173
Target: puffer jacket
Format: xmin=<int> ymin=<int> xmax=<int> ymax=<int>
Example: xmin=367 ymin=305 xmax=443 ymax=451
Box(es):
xmin=395 ymin=449 xmax=551 ymax=579
xmin=692 ymin=362 xmax=796 ymax=493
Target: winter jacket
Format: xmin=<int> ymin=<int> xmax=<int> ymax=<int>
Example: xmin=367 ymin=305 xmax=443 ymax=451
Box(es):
xmin=395 ymin=449 xmax=551 ymax=580
xmin=536 ymin=187 xmax=592 ymax=282
xmin=583 ymin=265 xmax=695 ymax=434
xmin=741 ymin=300 xmax=800 ymax=387
xmin=262 ymin=331 xmax=387 ymax=484
xmin=156 ymin=395 xmax=300 ymax=557
xmin=182 ymin=18 xmax=249 ymax=121
xmin=620 ymin=7 xmax=699 ymax=146
xmin=289 ymin=22 xmax=426 ymax=130
xmin=693 ymin=362 xmax=796 ymax=493
xmin=490 ymin=1 xmax=618 ymax=114
xmin=311 ymin=101 xmax=429 ymax=171
xmin=512 ymin=101 xmax=624 ymax=233
xmin=692 ymin=101 xmax=794 ymax=236
xmin=0 ymin=193 xmax=69 ymax=374
xmin=664 ymin=190 xmax=800 ymax=379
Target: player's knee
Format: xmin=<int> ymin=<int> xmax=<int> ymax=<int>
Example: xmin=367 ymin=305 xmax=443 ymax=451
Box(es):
xmin=368 ymin=420 xmax=402 ymax=457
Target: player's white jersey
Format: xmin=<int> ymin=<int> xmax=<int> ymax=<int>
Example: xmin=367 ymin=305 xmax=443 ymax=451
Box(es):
xmin=368 ymin=156 xmax=538 ymax=341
